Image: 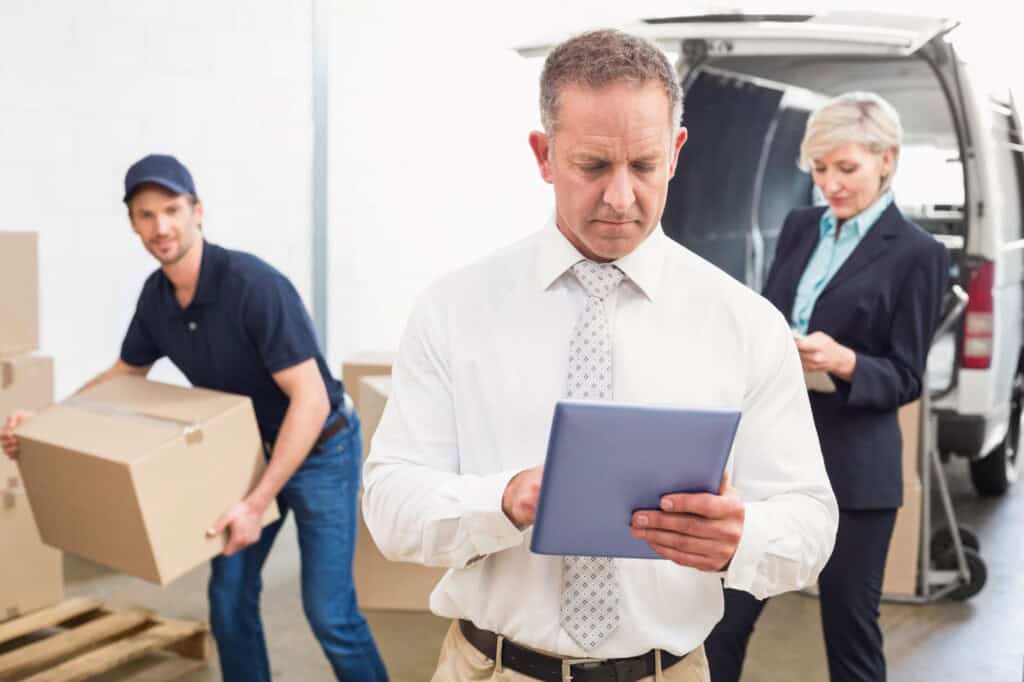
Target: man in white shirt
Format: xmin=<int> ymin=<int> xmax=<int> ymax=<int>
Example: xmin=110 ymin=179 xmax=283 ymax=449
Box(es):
xmin=362 ymin=29 xmax=838 ymax=682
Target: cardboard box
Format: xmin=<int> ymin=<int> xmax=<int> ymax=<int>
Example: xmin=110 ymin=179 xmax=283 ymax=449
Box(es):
xmin=0 ymin=232 xmax=40 ymax=356
xmin=0 ymin=355 xmax=54 ymax=484
xmin=342 ymin=351 xmax=393 ymax=412
xmin=15 ymin=376 xmax=279 ymax=585
xmin=354 ymin=375 xmax=446 ymax=610
xmin=898 ymin=401 xmax=921 ymax=483
xmin=1 ymin=484 xmax=63 ymax=622
xmin=882 ymin=480 xmax=922 ymax=596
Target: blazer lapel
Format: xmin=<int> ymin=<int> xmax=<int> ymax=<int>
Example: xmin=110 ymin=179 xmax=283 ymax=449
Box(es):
xmin=816 ymin=203 xmax=902 ymax=303
xmin=775 ymin=210 xmax=824 ymax=317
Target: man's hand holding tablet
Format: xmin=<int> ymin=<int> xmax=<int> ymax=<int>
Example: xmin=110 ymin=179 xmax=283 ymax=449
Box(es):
xmin=629 ymin=471 xmax=745 ymax=571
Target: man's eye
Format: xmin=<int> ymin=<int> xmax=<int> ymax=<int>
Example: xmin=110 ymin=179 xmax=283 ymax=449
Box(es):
xmin=581 ymin=164 xmax=606 ymax=173
xmin=839 ymin=166 xmax=858 ymax=174
xmin=633 ymin=164 xmax=655 ymax=173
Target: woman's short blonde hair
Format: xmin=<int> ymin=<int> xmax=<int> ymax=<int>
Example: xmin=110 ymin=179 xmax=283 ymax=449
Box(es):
xmin=799 ymin=92 xmax=903 ymax=190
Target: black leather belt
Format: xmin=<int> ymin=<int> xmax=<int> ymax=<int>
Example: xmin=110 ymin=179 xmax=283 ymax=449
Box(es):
xmin=458 ymin=620 xmax=684 ymax=682
xmin=313 ymin=413 xmax=348 ymax=450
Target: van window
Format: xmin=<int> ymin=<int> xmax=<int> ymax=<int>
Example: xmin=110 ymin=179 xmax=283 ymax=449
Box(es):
xmin=992 ymin=104 xmax=1024 ymax=243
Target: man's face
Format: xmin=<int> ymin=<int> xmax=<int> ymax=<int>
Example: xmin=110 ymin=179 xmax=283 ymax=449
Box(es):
xmin=529 ymin=81 xmax=687 ymax=262
xmin=128 ymin=186 xmax=203 ymax=266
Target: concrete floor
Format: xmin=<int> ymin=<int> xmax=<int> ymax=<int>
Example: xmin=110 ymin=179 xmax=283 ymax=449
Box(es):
xmin=64 ymin=457 xmax=1021 ymax=682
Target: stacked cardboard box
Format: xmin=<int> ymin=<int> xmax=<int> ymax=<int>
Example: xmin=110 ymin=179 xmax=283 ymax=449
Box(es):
xmin=341 ymin=354 xmax=446 ymax=611
xmin=883 ymin=401 xmax=923 ymax=596
xmin=341 ymin=351 xmax=394 ymax=411
xmin=16 ymin=376 xmax=280 ymax=585
xmin=0 ymin=231 xmax=63 ymax=620
xmin=0 ymin=483 xmax=63 ymax=621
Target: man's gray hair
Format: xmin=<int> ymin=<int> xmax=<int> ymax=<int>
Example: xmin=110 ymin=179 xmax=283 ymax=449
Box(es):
xmin=539 ymin=29 xmax=683 ymax=136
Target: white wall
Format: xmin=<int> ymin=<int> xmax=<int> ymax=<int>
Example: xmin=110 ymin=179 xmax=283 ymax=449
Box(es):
xmin=0 ymin=0 xmax=315 ymax=397
xmin=326 ymin=1 xmax=697 ymax=364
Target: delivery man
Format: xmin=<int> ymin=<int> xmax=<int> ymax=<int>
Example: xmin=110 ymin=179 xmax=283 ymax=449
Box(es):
xmin=0 ymin=154 xmax=388 ymax=682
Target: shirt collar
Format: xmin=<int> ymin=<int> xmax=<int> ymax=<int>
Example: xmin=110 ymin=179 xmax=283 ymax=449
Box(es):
xmin=191 ymin=240 xmax=220 ymax=306
xmin=536 ymin=216 xmax=665 ymax=301
xmin=160 ymin=239 xmax=220 ymax=314
xmin=820 ymin=190 xmax=894 ymax=239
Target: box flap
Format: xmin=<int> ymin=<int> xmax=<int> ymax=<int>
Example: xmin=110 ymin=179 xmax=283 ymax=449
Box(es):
xmin=15 ymin=377 xmax=249 ymax=463
xmin=78 ymin=376 xmax=248 ymax=423
xmin=16 ymin=404 xmax=183 ymax=463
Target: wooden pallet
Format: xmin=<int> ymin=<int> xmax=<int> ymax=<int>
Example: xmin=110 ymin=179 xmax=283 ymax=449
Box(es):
xmin=0 ymin=597 xmax=210 ymax=681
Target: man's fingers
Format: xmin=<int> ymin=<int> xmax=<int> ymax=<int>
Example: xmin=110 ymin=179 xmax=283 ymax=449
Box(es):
xmin=207 ymin=513 xmax=231 ymax=537
xmin=630 ymin=527 xmax=721 ymax=556
xmin=657 ymin=492 xmax=730 ymax=518
xmin=645 ymin=542 xmax=725 ymax=572
xmin=632 ymin=510 xmax=729 ymax=540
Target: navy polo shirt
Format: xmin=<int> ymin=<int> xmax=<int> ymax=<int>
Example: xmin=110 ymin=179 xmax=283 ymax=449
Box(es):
xmin=120 ymin=241 xmax=343 ymax=444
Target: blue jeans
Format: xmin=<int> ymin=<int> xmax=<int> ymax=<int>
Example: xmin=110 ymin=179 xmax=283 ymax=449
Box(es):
xmin=208 ymin=407 xmax=389 ymax=682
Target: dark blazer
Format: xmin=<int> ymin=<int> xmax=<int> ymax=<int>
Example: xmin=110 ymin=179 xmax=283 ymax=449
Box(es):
xmin=762 ymin=203 xmax=949 ymax=509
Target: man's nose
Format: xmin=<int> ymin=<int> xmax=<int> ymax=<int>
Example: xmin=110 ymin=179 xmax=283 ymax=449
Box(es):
xmin=154 ymin=214 xmax=173 ymax=234
xmin=603 ymin=165 xmax=636 ymax=214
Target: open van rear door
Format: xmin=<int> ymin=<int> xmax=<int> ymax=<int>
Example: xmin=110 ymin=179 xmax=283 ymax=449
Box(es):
xmin=516 ymin=12 xmax=969 ymax=288
xmin=517 ymin=12 xmax=960 ymax=59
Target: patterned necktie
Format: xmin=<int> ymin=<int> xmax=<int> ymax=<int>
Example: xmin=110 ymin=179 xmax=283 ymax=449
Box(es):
xmin=560 ymin=259 xmax=624 ymax=651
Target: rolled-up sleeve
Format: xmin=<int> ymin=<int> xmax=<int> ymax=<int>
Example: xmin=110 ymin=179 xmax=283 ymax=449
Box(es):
xmin=362 ymin=291 xmax=524 ymax=569
xmin=724 ymin=311 xmax=839 ymax=599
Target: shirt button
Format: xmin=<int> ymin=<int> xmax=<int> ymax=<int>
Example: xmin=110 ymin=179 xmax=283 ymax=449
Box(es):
xmin=188 ymin=321 xmax=198 ymax=332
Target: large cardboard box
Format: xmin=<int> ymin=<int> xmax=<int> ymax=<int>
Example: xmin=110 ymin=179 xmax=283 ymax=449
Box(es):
xmin=1 ymin=484 xmax=63 ymax=622
xmin=342 ymin=351 xmax=394 ymax=412
xmin=898 ymin=401 xmax=920 ymax=483
xmin=14 ymin=376 xmax=279 ymax=585
xmin=0 ymin=355 xmax=54 ymax=484
xmin=882 ymin=480 xmax=922 ymax=596
xmin=0 ymin=232 xmax=40 ymax=356
xmin=354 ymin=375 xmax=446 ymax=610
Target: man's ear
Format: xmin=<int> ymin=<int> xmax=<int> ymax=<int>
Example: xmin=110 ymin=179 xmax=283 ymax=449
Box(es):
xmin=668 ymin=127 xmax=688 ymax=178
xmin=528 ymin=130 xmax=554 ymax=184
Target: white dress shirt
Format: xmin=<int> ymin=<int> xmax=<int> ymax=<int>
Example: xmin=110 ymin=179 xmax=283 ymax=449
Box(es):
xmin=363 ymin=220 xmax=838 ymax=659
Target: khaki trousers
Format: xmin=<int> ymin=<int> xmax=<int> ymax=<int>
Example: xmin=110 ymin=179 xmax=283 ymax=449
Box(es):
xmin=430 ymin=622 xmax=710 ymax=682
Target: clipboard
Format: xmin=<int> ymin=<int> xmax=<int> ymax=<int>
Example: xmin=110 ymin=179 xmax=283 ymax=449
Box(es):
xmin=804 ymin=370 xmax=837 ymax=393
xmin=529 ymin=400 xmax=741 ymax=560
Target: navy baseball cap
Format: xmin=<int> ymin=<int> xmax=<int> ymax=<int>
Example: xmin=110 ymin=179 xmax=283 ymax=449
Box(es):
xmin=123 ymin=154 xmax=197 ymax=203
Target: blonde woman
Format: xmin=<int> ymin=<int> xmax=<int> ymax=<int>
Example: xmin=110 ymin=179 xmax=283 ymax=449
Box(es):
xmin=705 ymin=93 xmax=949 ymax=681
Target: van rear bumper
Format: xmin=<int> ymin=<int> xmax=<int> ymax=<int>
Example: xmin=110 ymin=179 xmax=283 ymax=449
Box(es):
xmin=936 ymin=411 xmax=986 ymax=456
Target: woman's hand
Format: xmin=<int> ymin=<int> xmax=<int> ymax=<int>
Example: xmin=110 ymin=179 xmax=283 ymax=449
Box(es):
xmin=794 ymin=331 xmax=857 ymax=381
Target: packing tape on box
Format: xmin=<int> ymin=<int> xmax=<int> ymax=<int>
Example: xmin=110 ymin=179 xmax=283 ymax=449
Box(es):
xmin=63 ymin=396 xmax=205 ymax=445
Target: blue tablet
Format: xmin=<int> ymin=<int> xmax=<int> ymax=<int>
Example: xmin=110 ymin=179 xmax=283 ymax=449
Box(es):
xmin=530 ymin=400 xmax=741 ymax=560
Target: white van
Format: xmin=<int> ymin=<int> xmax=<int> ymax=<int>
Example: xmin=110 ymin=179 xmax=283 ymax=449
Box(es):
xmin=522 ymin=11 xmax=1023 ymax=495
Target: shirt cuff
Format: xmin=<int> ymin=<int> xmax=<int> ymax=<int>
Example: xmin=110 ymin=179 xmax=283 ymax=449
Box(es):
xmin=722 ymin=502 xmax=771 ymax=595
xmin=442 ymin=469 xmax=525 ymax=558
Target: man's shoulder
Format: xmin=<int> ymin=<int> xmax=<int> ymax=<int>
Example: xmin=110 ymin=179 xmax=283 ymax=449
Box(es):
xmin=662 ymin=237 xmax=776 ymax=315
xmin=212 ymin=243 xmax=293 ymax=291
xmin=419 ymin=231 xmax=541 ymax=305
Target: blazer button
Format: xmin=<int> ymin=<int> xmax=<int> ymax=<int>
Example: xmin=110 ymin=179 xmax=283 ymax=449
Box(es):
xmin=188 ymin=321 xmax=198 ymax=332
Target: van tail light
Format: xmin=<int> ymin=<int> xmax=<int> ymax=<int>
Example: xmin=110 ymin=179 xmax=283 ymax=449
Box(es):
xmin=962 ymin=259 xmax=994 ymax=369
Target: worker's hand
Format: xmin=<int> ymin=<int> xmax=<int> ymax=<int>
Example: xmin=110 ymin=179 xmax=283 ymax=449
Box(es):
xmin=794 ymin=331 xmax=856 ymax=379
xmin=630 ymin=471 xmax=744 ymax=572
xmin=1 ymin=410 xmax=35 ymax=460
xmin=502 ymin=465 xmax=543 ymax=529
xmin=208 ymin=500 xmax=265 ymax=556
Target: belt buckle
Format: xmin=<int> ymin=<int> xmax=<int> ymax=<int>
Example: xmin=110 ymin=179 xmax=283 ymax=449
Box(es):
xmin=561 ymin=657 xmax=602 ymax=682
